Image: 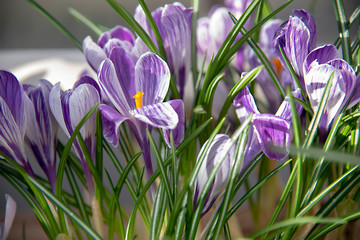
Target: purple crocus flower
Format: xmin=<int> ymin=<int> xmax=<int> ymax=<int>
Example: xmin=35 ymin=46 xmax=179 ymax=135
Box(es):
xmin=0 ymin=194 xmax=16 ymax=240
xmin=97 ymin=48 xmax=184 ymax=177
xmin=134 ymin=2 xmax=192 ymax=98
xmin=23 ymin=80 xmax=58 ymax=191
xmin=245 ymin=19 xmax=294 ymax=112
xmin=274 ymin=9 xmax=317 ymax=87
xmin=49 ymin=76 xmax=101 ymax=198
xmin=0 ymin=71 xmax=34 ymax=176
xmin=194 ymin=134 xmax=235 ymax=215
xmin=83 ymin=26 xmax=136 ymax=72
xmin=233 ymin=86 xmax=302 ymax=167
xmin=303 ymin=44 xmax=360 ymax=134
xmin=197 ymin=0 xmax=252 ymax=72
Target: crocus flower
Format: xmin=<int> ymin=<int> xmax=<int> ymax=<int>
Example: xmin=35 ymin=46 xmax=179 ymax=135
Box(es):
xmin=0 ymin=194 xmax=16 ymax=240
xmin=134 ymin=2 xmax=192 ymax=98
xmin=274 ymin=9 xmax=317 ymax=87
xmin=83 ymin=26 xmax=136 ymax=72
xmin=233 ymin=86 xmax=302 ymax=167
xmin=23 ymin=80 xmax=58 ymax=191
xmin=97 ymin=48 xmax=184 ymax=177
xmin=0 ymin=71 xmax=34 ymax=176
xmin=49 ymin=76 xmax=100 ymax=198
xmin=197 ymin=0 xmax=252 ymax=72
xmin=303 ymin=44 xmax=360 ymax=134
xmin=194 ymin=134 xmax=235 ymax=215
xmin=245 ymin=19 xmax=294 ymax=112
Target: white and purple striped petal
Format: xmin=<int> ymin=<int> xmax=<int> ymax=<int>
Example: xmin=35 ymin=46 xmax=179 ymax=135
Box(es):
xmin=0 ymin=194 xmax=16 ymax=240
xmin=82 ymin=36 xmax=107 ymax=72
xmin=233 ymin=86 xmax=260 ymax=123
xmin=194 ymin=134 xmax=235 ymax=215
xmin=134 ymin=52 xmax=170 ymax=105
xmin=99 ymin=104 xmax=128 ymax=147
xmin=253 ymin=114 xmax=292 ymax=160
xmin=162 ymin=99 xmax=185 ymax=148
xmin=130 ymin=102 xmax=179 ymax=129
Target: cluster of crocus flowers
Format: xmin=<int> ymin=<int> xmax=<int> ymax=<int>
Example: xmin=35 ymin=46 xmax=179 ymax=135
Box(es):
xmin=194 ymin=86 xmax=302 ymax=215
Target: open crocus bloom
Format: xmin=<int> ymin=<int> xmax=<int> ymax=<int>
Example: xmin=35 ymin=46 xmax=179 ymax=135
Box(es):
xmin=233 ymin=86 xmax=302 ymax=167
xmin=49 ymin=76 xmax=101 ymax=198
xmin=274 ymin=9 xmax=317 ymax=87
xmin=0 ymin=71 xmax=34 ymax=176
xmin=304 ymin=44 xmax=360 ymax=133
xmin=98 ymin=48 xmax=184 ymax=177
xmin=24 ymin=80 xmax=58 ymax=191
xmin=0 ymin=194 xmax=16 ymax=240
xmin=134 ymin=2 xmax=192 ymax=98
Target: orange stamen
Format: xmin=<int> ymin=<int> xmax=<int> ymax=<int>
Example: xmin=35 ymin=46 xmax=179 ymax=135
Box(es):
xmin=133 ymin=91 xmax=144 ymax=109
xmin=272 ymin=58 xmax=283 ymax=77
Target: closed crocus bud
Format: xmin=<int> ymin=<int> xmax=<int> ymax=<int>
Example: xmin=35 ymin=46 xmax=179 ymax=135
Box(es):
xmin=194 ymin=134 xmax=235 ymax=215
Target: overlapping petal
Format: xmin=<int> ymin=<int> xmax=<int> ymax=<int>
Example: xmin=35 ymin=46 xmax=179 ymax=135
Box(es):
xmin=98 ymin=104 xmax=128 ymax=147
xmin=134 ymin=52 xmax=170 ymax=105
xmin=233 ymin=87 xmax=260 ymax=123
xmin=130 ymin=102 xmax=178 ymax=129
xmin=162 ymin=99 xmax=185 ymax=148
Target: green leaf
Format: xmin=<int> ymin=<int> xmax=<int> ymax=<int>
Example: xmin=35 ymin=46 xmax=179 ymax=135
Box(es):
xmin=68 ymin=7 xmax=106 ymax=37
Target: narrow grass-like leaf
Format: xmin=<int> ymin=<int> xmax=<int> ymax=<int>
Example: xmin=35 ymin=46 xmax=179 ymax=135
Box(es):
xmin=147 ymin=129 xmax=173 ymax=210
xmin=333 ymin=0 xmax=352 ymax=65
xmin=138 ymin=0 xmax=167 ymax=60
xmin=27 ymin=0 xmax=82 ymax=50
xmin=210 ymin=117 xmax=250 ymax=239
xmin=28 ymin=177 xmax=102 ymax=240
xmin=217 ymin=65 xmax=263 ymax=123
xmin=149 ymin=182 xmax=166 ymax=240
xmin=68 ymin=7 xmax=106 ymax=37
xmin=106 ymin=0 xmax=159 ymax=54
xmin=308 ymin=210 xmax=360 ymax=240
xmin=250 ymin=216 xmax=344 ymax=239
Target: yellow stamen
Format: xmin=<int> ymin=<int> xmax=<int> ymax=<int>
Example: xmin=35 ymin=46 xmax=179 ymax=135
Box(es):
xmin=272 ymin=58 xmax=283 ymax=77
xmin=133 ymin=91 xmax=144 ymax=109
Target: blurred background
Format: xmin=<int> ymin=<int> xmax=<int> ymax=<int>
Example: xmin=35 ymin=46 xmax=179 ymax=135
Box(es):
xmin=0 ymin=0 xmax=358 ymax=239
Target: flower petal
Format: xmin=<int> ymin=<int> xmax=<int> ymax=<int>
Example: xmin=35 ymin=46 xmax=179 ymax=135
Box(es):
xmin=69 ymin=84 xmax=100 ymax=140
xmin=233 ymin=86 xmax=260 ymax=123
xmin=99 ymin=104 xmax=128 ymax=147
xmin=97 ymin=25 xmax=135 ymax=48
xmin=130 ymin=102 xmax=178 ymax=129
xmin=98 ymin=58 xmax=134 ymax=114
xmin=0 ymin=71 xmax=25 ymax=136
xmin=0 ymin=194 xmax=16 ymax=240
xmin=305 ymin=64 xmax=346 ymax=131
xmin=82 ymin=36 xmax=107 ymax=71
xmin=349 ymin=74 xmax=360 ymax=108
xmin=134 ymin=52 xmax=171 ymax=105
xmin=303 ymin=44 xmax=338 ymax=74
xmin=292 ymin=9 xmax=317 ymax=50
xmin=162 ymin=99 xmax=185 ymax=148
xmin=276 ymin=88 xmax=303 ymax=122
xmin=49 ymin=83 xmax=69 ymax=136
xmin=194 ymin=134 xmax=235 ymax=214
xmin=253 ymin=114 xmax=291 ymax=160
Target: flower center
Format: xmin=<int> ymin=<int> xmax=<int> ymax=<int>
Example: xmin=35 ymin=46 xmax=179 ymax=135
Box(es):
xmin=272 ymin=58 xmax=283 ymax=77
xmin=133 ymin=91 xmax=144 ymax=109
